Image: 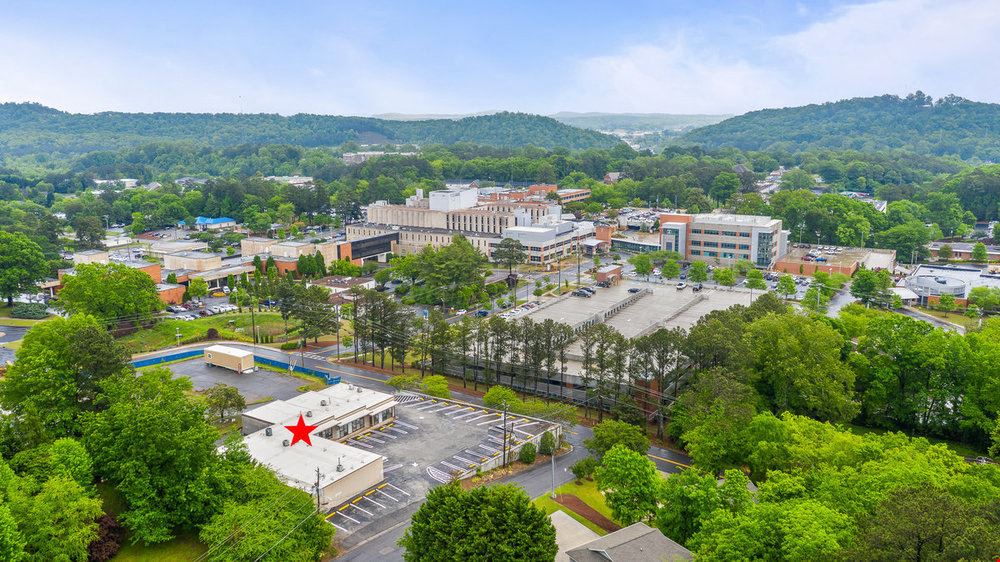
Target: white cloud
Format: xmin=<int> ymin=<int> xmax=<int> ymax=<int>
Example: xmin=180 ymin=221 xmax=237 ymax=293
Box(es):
xmin=562 ymin=0 xmax=1000 ymax=114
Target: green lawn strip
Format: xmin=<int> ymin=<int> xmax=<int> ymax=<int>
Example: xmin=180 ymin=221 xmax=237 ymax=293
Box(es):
xmin=912 ymin=306 xmax=980 ymax=331
xmin=532 ymin=480 xmax=616 ymax=536
xmin=119 ymin=312 xmax=285 ymax=353
xmin=254 ymin=361 xmax=326 ymax=391
xmin=533 ymin=497 xmax=607 ymax=536
xmin=0 ymin=317 xmax=46 ymax=327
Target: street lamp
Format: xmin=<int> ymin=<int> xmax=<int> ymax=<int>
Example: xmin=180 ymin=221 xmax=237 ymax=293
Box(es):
xmin=175 ymin=327 xmax=181 ymax=348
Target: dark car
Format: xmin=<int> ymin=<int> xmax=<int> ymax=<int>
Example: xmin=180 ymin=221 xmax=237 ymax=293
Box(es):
xmin=692 ymin=283 xmax=704 ymax=292
xmin=628 ymin=287 xmax=641 ymax=293
xmin=475 ymin=310 xmax=490 ymax=317
xmin=572 ymin=290 xmax=592 ymax=298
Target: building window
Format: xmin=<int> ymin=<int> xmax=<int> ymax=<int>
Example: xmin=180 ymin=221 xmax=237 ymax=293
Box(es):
xmin=722 ymin=252 xmax=735 ymax=259
xmin=690 ymin=250 xmax=701 ymax=256
xmin=350 ymin=418 xmax=364 ymax=433
xmin=691 ymin=229 xmax=702 ymax=234
xmin=690 ymin=240 xmax=701 ymax=246
xmin=721 ymin=243 xmax=736 ymax=249
xmin=739 ymin=232 xmax=751 ymax=238
xmin=703 ymin=229 xmax=720 ymax=235
xmin=739 ymin=244 xmax=750 ymax=250
xmin=705 ymin=251 xmax=718 ymax=257
xmin=703 ymin=241 xmax=718 ymax=248
xmin=722 ymin=231 xmax=737 ymax=237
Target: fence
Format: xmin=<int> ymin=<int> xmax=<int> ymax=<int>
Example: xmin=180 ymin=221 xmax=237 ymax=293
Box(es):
xmin=131 ymin=347 xmax=342 ymax=385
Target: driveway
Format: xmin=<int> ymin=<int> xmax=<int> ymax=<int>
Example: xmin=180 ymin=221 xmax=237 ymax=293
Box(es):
xmin=160 ymin=357 xmax=305 ymax=403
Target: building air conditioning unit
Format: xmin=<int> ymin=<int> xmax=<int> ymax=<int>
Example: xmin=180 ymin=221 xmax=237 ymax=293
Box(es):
xmin=282 ymin=439 xmax=290 ymax=447
xmin=320 ymin=399 xmax=328 ymax=406
xmin=265 ymin=427 xmax=273 ymax=436
xmin=306 ymin=410 xmax=313 ymax=417
xmin=357 ymin=387 xmax=363 ymax=393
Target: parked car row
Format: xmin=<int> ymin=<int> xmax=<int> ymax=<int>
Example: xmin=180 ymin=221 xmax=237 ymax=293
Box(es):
xmin=498 ymin=301 xmax=540 ymax=319
xmin=173 ymin=304 xmax=238 ymax=320
xmin=571 ymin=286 xmax=598 ymax=298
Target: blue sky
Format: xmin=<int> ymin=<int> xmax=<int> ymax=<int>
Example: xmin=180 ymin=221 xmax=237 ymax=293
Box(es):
xmin=2 ymin=0 xmax=999 ymax=116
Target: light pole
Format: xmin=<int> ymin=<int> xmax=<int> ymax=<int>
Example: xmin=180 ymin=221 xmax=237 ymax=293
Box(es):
xmin=175 ymin=327 xmax=181 ymax=348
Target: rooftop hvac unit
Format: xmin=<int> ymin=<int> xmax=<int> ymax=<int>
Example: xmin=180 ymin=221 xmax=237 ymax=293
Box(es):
xmin=357 ymin=387 xmax=362 ymax=393
xmin=306 ymin=410 xmax=313 ymax=417
xmin=320 ymin=399 xmax=328 ymax=406
xmin=282 ymin=439 xmax=290 ymax=447
xmin=265 ymin=427 xmax=273 ymax=436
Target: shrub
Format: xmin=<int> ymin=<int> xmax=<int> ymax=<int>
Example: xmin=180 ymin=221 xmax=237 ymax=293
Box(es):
xmin=279 ymin=341 xmax=301 ymax=350
xmin=585 ymin=419 xmax=650 ymax=457
xmin=387 ymin=374 xmax=420 ymax=391
xmin=571 ymin=457 xmax=598 ymax=483
xmin=10 ymin=302 xmax=48 ymax=319
xmin=539 ymin=431 xmax=556 ymax=456
xmin=519 ymin=442 xmax=537 ymax=464
xmin=483 ymin=386 xmax=520 ymax=409
xmin=205 ymin=327 xmax=220 ymax=339
xmin=87 ymin=514 xmax=125 ymax=562
xmin=422 ymin=375 xmax=451 ymax=398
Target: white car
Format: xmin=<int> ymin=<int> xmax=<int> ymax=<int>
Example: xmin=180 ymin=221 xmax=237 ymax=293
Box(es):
xmin=676 ymin=282 xmax=688 ymax=290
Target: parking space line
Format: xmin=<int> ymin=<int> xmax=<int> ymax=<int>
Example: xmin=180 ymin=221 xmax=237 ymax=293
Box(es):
xmin=349 ymin=502 xmax=374 ymax=516
xmin=377 ymin=489 xmax=399 ymax=502
xmin=395 ymin=421 xmax=420 ymax=430
xmin=330 ymin=521 xmax=348 ymax=532
xmin=440 ymin=460 xmax=464 ymax=472
xmin=476 ymin=416 xmax=502 ymax=425
xmin=452 ymin=410 xmax=481 ymax=420
xmin=478 ymin=443 xmax=498 ymax=453
xmin=386 ymin=426 xmax=408 ymax=435
xmin=363 ymin=495 xmax=386 ymax=509
xmin=387 ymin=483 xmax=411 ymax=496
xmin=453 ymin=455 xmax=477 ymax=465
xmin=429 ymin=404 xmax=460 ymax=414
xmin=447 ymin=407 xmax=476 ymax=417
xmin=333 ymin=510 xmax=360 ymax=524
xmin=350 ymin=439 xmax=374 ymax=449
xmin=385 ymin=463 xmax=403 ymax=472
xmin=365 ymin=435 xmax=386 ymax=444
xmin=514 ymin=421 xmax=538 ymax=429
xmin=416 ymin=402 xmax=440 ymax=411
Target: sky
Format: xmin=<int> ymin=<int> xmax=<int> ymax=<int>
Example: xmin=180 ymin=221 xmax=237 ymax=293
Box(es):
xmin=2 ymin=0 xmax=999 ymax=117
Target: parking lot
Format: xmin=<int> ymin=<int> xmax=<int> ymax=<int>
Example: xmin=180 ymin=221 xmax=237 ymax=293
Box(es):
xmin=325 ymin=393 xmax=552 ymax=536
xmin=160 ymin=357 xmax=305 ymax=403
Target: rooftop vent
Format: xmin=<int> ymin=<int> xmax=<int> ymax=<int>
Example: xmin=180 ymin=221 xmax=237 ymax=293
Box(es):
xmin=320 ymin=399 xmax=328 ymax=406
xmin=336 ymin=456 xmax=344 ymax=472
xmin=306 ymin=410 xmax=313 ymax=417
xmin=357 ymin=387 xmax=363 ymax=393
xmin=265 ymin=427 xmax=273 ymax=436
xmin=282 ymin=439 xmax=289 ymax=447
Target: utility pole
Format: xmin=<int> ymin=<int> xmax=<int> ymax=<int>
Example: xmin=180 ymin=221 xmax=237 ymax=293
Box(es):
xmin=576 ymin=244 xmax=581 ymax=286
xmin=501 ymin=401 xmax=509 ymax=467
xmin=314 ymin=467 xmax=322 ymax=511
xmin=550 ymin=434 xmax=557 ymax=499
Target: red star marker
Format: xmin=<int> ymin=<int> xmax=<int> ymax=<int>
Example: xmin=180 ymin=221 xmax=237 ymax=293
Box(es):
xmin=284 ymin=414 xmax=318 ymax=446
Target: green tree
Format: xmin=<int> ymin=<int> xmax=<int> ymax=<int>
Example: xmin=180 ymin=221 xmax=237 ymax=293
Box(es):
xmin=82 ymin=368 xmax=220 ymax=544
xmin=492 ymin=237 xmax=528 ymax=275
xmin=595 ymin=444 xmax=659 ymax=525
xmin=850 ymin=268 xmax=892 ymax=307
xmin=188 ymin=276 xmax=209 ymax=301
xmin=746 ymin=314 xmax=858 ymax=422
xmin=10 ymin=474 xmax=103 ymax=562
xmin=709 ymin=172 xmax=740 ymax=202
xmin=73 ymin=215 xmax=105 ymax=250
xmin=584 ymin=419 xmax=650 ymax=457
xmin=538 ymin=431 xmax=556 ymax=456
xmin=937 ymin=293 xmax=957 ymax=315
xmin=938 ymin=243 xmax=953 ymax=261
xmin=848 ymin=487 xmax=1000 ymax=562
xmin=0 ymin=314 xmax=131 ymax=438
xmin=518 ymin=442 xmax=537 ymax=464
xmin=661 ymin=258 xmax=681 ymax=280
xmin=629 ymin=253 xmax=654 ymax=279
xmin=656 ymin=469 xmax=729 ymax=544
xmin=972 ymin=241 xmax=989 ymax=262
xmin=745 ymin=268 xmax=767 ymax=291
xmin=994 ymin=222 xmax=1000 ymax=242
xmin=780 ymin=168 xmax=816 ymax=190
xmin=0 ymin=504 xmax=25 ymax=562
xmin=203 ymin=384 xmax=246 ymax=422
xmin=570 ymin=457 xmax=598 ymax=484
xmin=776 ymin=274 xmax=797 ymax=299
xmin=399 ymin=483 xmax=557 ymax=562
xmin=47 ymin=438 xmax=94 ymax=489
xmin=0 ymin=232 xmax=48 ymax=307
xmin=712 ymin=267 xmax=736 ymax=288
xmin=689 ymin=261 xmax=709 ymax=283
xmin=57 ymin=262 xmax=163 ymax=323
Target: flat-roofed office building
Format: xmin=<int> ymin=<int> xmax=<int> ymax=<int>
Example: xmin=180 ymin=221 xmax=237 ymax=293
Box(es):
xmin=660 ymin=212 xmax=788 ymax=268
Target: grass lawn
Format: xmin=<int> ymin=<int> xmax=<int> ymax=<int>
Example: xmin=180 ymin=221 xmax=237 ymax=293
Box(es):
xmin=120 ymin=312 xmax=286 ymax=353
xmin=98 ymin=482 xmax=209 ymax=561
xmin=913 ymin=306 xmax=980 ymax=331
xmin=532 ymin=479 xmax=616 ymax=536
xmin=847 ymin=424 xmax=984 ymax=458
xmin=255 ymin=361 xmax=326 ymax=392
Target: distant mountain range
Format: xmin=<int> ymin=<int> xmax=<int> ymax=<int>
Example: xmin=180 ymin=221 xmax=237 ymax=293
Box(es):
xmin=0 ymin=104 xmax=619 ymax=155
xmin=375 ymin=111 xmax=731 ymax=133
xmin=682 ymin=92 xmax=1000 ymax=160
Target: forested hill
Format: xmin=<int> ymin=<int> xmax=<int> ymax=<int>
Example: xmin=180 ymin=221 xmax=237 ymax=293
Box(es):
xmin=0 ymin=103 xmax=618 ymax=155
xmin=682 ymin=92 xmax=1000 ymax=161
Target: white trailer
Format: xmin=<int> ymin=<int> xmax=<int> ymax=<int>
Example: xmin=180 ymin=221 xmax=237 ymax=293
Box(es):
xmin=204 ymin=345 xmax=254 ymax=373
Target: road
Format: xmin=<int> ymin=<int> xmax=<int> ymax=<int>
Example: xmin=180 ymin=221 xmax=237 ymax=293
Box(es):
xmin=139 ymin=342 xmax=692 ymax=561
